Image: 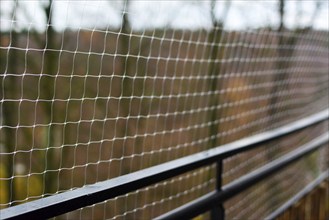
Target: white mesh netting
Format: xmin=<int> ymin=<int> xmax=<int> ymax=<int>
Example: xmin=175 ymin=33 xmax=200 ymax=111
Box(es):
xmin=0 ymin=1 xmax=328 ymax=219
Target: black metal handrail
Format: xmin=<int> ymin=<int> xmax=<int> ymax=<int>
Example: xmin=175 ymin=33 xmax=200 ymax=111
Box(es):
xmin=156 ymin=133 xmax=328 ymax=219
xmin=1 ymin=109 xmax=328 ymax=220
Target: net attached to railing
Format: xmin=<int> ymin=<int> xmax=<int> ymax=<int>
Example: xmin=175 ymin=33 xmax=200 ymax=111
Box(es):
xmin=0 ymin=1 xmax=328 ymax=219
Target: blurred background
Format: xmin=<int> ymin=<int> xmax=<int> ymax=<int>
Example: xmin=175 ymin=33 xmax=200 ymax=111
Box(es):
xmin=1 ymin=1 xmax=328 ymax=31
xmin=0 ymin=1 xmax=328 ymax=219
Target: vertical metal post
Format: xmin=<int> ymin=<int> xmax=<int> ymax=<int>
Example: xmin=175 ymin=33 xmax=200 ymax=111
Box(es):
xmin=211 ymin=160 xmax=225 ymax=220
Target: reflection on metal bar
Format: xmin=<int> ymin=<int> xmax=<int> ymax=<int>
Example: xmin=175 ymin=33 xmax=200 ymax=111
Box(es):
xmin=0 ymin=110 xmax=328 ymax=220
xmin=155 ymin=133 xmax=328 ymax=220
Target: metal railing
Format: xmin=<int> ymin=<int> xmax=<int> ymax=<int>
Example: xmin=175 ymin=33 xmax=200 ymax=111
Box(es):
xmin=1 ymin=109 xmax=328 ymax=220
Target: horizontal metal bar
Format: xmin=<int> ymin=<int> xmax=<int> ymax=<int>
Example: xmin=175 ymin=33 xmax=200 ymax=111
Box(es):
xmin=265 ymin=170 xmax=329 ymax=220
xmin=155 ymin=133 xmax=329 ymax=220
xmin=1 ymin=110 xmax=328 ymax=219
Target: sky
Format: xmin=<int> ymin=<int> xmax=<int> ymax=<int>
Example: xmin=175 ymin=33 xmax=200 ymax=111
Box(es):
xmin=0 ymin=0 xmax=328 ymax=32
